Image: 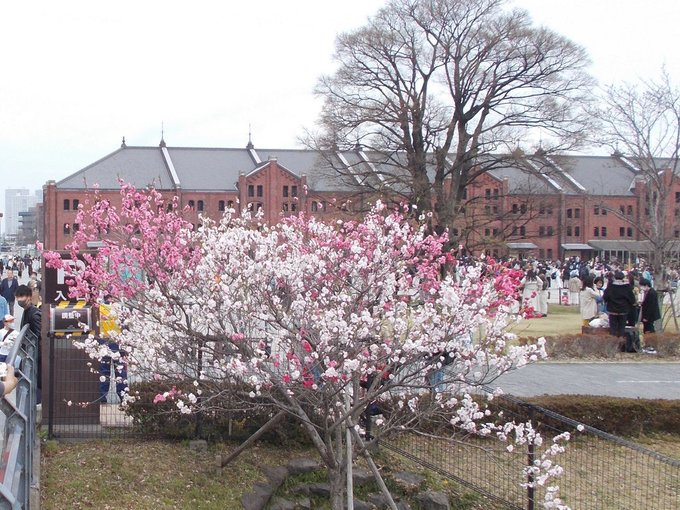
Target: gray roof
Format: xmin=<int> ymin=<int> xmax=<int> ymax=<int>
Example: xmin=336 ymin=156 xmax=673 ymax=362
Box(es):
xmin=55 ymin=145 xmax=653 ymax=204
xmin=549 ymin=156 xmax=636 ymax=196
xmin=488 ymin=164 xmax=555 ymax=194
xmin=168 ymin=148 xmax=254 ymax=191
xmin=57 ymin=147 xmax=174 ymax=189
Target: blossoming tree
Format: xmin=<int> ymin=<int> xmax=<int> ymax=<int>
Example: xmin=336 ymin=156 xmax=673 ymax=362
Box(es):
xmin=44 ymin=183 xmax=572 ymax=509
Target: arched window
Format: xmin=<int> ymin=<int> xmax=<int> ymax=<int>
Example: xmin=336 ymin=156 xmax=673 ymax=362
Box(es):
xmin=188 ymin=200 xmax=195 ymax=210
xmin=218 ymin=200 xmax=225 ymax=212
xmin=63 ymin=199 xmax=70 ymax=211
xmin=197 ymin=200 xmax=204 ymax=211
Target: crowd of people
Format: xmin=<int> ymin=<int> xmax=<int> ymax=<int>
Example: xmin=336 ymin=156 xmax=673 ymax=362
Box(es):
xmin=513 ymin=256 xmax=663 ymax=341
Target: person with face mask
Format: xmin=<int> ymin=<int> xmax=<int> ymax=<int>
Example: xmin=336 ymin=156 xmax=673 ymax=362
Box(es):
xmin=15 ymin=285 xmax=41 ymax=398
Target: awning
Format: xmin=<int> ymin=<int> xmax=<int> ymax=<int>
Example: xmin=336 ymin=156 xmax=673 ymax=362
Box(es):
xmin=587 ymin=240 xmax=654 ymax=252
xmin=506 ymin=242 xmax=538 ymax=250
xmin=561 ymin=243 xmax=593 ymax=250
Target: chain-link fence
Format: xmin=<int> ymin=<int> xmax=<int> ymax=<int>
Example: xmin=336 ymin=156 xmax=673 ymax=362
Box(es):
xmin=380 ymin=393 xmax=680 ymax=509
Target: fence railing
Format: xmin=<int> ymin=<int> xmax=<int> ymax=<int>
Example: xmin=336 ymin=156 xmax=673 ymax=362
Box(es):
xmin=380 ymin=392 xmax=680 ymax=510
xmin=0 ymin=325 xmax=39 ymax=510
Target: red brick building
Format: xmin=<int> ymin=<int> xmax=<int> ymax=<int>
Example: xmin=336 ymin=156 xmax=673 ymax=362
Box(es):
xmin=42 ymin=139 xmax=680 ymax=265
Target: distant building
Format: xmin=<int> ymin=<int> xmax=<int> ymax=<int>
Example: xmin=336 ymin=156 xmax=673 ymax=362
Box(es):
xmin=41 ymin=138 xmax=680 ymax=265
xmin=4 ymin=188 xmax=41 ymax=238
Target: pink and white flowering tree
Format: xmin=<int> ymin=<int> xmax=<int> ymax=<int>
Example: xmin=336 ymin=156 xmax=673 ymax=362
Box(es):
xmin=44 ymin=183 xmax=572 ymax=510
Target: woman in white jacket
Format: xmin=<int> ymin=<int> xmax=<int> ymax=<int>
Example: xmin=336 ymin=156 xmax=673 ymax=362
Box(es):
xmin=580 ymin=276 xmax=600 ymax=326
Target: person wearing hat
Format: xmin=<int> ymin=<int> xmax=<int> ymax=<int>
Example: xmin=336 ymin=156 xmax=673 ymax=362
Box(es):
xmin=0 ymin=315 xmax=18 ymax=363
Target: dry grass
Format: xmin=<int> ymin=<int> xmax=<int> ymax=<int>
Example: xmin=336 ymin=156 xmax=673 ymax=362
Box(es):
xmin=40 ymin=440 xmax=314 ymax=510
xmin=384 ymin=432 xmax=680 ymax=510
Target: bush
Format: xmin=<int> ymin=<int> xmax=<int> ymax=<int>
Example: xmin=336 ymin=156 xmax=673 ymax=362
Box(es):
xmin=520 ymin=332 xmax=680 ymax=359
xmin=125 ymin=380 xmax=312 ymax=445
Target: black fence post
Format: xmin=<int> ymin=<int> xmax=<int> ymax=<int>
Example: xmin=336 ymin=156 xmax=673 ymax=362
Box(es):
xmin=48 ymin=333 xmax=55 ymax=439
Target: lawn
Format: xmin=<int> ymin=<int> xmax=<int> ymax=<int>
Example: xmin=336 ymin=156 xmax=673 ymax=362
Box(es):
xmin=508 ymin=304 xmax=582 ymax=338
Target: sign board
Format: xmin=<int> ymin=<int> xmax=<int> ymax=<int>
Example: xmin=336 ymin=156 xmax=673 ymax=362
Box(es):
xmin=50 ymin=303 xmax=92 ymax=333
xmin=43 ymin=252 xmax=89 ymax=304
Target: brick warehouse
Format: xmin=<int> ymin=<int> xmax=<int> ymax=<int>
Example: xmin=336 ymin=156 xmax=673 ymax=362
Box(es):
xmin=42 ymin=138 xmax=680 ymax=265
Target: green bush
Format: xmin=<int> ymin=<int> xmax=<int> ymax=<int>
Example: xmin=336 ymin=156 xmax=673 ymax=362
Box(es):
xmin=125 ymin=380 xmax=312 ymax=445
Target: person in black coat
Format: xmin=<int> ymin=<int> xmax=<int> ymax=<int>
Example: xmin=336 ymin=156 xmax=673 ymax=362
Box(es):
xmin=15 ymin=285 xmax=42 ymax=396
xmin=603 ymin=271 xmax=636 ymax=337
xmin=639 ymin=278 xmax=661 ymax=333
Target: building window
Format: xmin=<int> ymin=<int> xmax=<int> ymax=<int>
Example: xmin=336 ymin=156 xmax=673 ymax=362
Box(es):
xmin=566 ymin=208 xmax=572 ymax=219
xmin=291 ymin=203 xmax=297 ymax=212
xmin=484 ymin=205 xmax=491 ymax=215
xmin=574 ymin=208 xmax=580 ymax=218
xmin=594 ymin=206 xmax=599 ymax=215
xmin=601 ymin=208 xmax=607 ymax=216
xmin=512 ymin=226 xmax=518 ymax=236
xmin=620 ymin=205 xmax=625 ymax=215
xmin=493 ymin=228 xmax=499 ymax=237
xmin=520 ymin=203 xmax=527 ymax=214
xmin=520 ymin=226 xmax=526 ymax=236
xmin=227 ymin=200 xmax=234 ymax=209
xmin=311 ymin=201 xmax=319 ymax=212
xmin=63 ymin=223 xmax=71 ymax=235
xmin=676 ymin=191 xmax=680 ymax=203
xmin=601 ymin=227 xmax=607 ymax=237
xmin=539 ymin=204 xmax=545 ymax=215
xmin=493 ymin=189 xmax=499 ymax=200
xmin=197 ymin=200 xmax=204 ymax=211
xmin=291 ymin=186 xmax=298 ymax=197
xmin=620 ymin=227 xmax=625 ymax=237
xmin=248 ymin=185 xmax=254 ymax=197
xmin=63 ymin=199 xmax=70 ymax=210
xmin=566 ymin=226 xmax=572 ymax=236
xmin=73 ymin=199 xmax=79 ymax=209
xmin=219 ymin=200 xmax=225 ymax=211
xmin=188 ymin=200 xmax=195 ymax=210
xmin=676 ymin=230 xmax=680 ymax=238
xmin=485 ymin=188 xmax=491 ymax=199
xmin=485 ymin=228 xmax=491 ymax=237
xmin=547 ymin=206 xmax=553 ymax=216
xmin=539 ymin=226 xmax=545 ymax=237
xmin=627 ymin=205 xmax=633 ymax=216
xmin=547 ymin=226 xmax=554 ymax=236
xmin=282 ymin=203 xmax=289 ymax=212
xmin=575 ymin=226 xmax=580 ymax=237
xmin=627 ymin=227 xmax=633 ymax=237
xmin=283 ymin=185 xmax=289 ymax=197
xmin=594 ymin=227 xmax=599 ymax=237
xmin=492 ymin=205 xmax=499 ymax=215
xmin=257 ymin=185 xmax=263 ymax=197
xmin=512 ymin=204 xmax=518 ymax=214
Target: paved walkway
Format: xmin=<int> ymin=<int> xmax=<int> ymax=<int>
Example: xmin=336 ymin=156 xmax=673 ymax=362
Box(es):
xmin=495 ymin=361 xmax=680 ymax=399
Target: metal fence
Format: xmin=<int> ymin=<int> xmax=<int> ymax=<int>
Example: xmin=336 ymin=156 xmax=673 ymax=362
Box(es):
xmin=46 ymin=334 xmax=138 ymax=440
xmin=0 ymin=325 xmax=39 ymax=510
xmin=380 ymin=393 xmax=680 ymax=510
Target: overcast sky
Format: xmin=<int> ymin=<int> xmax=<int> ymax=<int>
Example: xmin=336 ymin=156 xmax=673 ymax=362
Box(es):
xmin=1 ymin=0 xmax=679 ymax=208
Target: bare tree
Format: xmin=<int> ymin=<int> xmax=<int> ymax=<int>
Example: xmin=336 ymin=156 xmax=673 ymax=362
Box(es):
xmin=596 ymin=70 xmax=680 ymax=288
xmin=310 ymin=0 xmax=593 ymax=234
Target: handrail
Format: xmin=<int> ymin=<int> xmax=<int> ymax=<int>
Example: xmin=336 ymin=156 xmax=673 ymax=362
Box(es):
xmin=0 ymin=325 xmax=39 ymax=509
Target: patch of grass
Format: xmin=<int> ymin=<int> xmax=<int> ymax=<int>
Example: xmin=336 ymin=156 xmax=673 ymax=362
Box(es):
xmin=40 ymin=440 xmax=294 ymax=510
